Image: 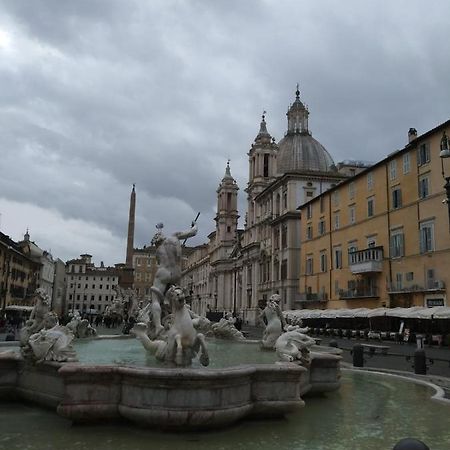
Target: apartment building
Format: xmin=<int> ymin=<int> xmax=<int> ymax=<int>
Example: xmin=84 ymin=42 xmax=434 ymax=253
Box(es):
xmin=0 ymin=231 xmax=40 ymax=309
xmin=65 ymin=254 xmax=119 ymax=316
xmin=299 ymin=120 xmax=450 ymax=309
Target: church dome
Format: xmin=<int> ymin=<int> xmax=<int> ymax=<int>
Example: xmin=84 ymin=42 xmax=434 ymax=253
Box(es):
xmin=277 ymin=88 xmax=335 ymax=174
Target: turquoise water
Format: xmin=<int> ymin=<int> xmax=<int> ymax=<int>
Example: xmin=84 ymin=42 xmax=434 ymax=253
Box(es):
xmin=0 ymin=371 xmax=448 ymax=450
xmin=74 ymin=337 xmax=277 ymax=368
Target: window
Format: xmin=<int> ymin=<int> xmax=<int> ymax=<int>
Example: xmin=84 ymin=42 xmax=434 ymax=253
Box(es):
xmin=306 ymin=256 xmax=313 ymax=275
xmin=332 ymin=191 xmax=340 ymax=207
xmin=367 ymin=197 xmax=374 ymax=217
xmin=334 ymin=213 xmax=340 ymax=230
xmin=396 ymin=273 xmax=403 ymax=290
xmin=227 ymin=193 xmax=232 ymax=210
xmin=274 ymin=227 xmax=280 ymax=249
xmin=403 ymin=153 xmax=410 ymax=174
xmin=420 ymin=221 xmax=434 ymax=253
xmin=334 ymin=246 xmax=343 ymax=269
xmin=320 ymin=252 xmax=327 ymax=272
xmin=273 ymin=259 xmax=279 ymax=281
xmin=349 ymin=206 xmax=356 ymax=224
xmin=389 ymin=160 xmax=397 ymax=181
xmin=348 ymin=182 xmax=355 ymax=200
xmin=392 ymin=188 xmax=402 ymax=209
xmin=281 ymin=225 xmax=288 ymax=248
xmin=320 ymin=196 xmax=324 ymax=213
xmin=418 ymin=143 xmax=430 ymax=165
xmin=306 ymin=225 xmax=312 ymax=240
xmin=306 ymin=204 xmax=312 ymax=219
xmin=280 ymin=259 xmax=288 ymax=280
xmin=318 ymin=220 xmax=325 ymax=235
xmin=406 ymin=272 xmax=414 ymax=281
xmin=348 ymin=244 xmax=357 ymax=264
xmin=282 ymin=188 xmax=288 ymax=209
xmin=263 ymin=154 xmax=269 ymax=177
xmin=390 ymin=229 xmax=404 ymax=258
xmin=419 ymin=176 xmax=429 ymax=199
xmin=367 ymin=172 xmax=374 ymax=191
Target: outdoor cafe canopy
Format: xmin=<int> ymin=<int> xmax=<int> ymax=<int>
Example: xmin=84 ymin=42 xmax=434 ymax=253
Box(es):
xmin=285 ymin=306 xmax=450 ymax=321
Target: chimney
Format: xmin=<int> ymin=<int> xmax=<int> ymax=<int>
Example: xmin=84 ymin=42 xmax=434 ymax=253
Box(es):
xmin=408 ymin=128 xmax=417 ymax=143
xmin=100 ymin=261 xmax=104 ymax=268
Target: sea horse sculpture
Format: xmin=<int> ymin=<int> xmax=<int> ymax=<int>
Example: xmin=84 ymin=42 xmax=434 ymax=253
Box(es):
xmin=132 ymin=285 xmax=209 ymax=367
xmin=275 ymin=326 xmax=316 ymax=367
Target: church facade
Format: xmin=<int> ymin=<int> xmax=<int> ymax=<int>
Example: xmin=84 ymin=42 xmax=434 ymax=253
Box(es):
xmin=181 ymin=88 xmax=360 ymax=324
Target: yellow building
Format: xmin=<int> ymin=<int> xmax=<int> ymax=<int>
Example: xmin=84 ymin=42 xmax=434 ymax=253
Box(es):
xmin=299 ymin=120 xmax=450 ymax=310
xmin=0 ymin=231 xmax=40 ymax=309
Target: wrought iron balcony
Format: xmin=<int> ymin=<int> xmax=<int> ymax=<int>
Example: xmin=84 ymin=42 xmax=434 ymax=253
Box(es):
xmin=387 ymin=280 xmax=445 ymax=294
xmin=349 ymin=246 xmax=383 ymax=274
xmin=339 ymin=287 xmax=379 ymax=299
xmin=296 ymin=292 xmax=328 ymax=303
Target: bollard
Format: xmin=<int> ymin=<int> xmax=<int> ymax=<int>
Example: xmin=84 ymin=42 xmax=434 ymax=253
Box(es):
xmin=352 ymin=344 xmax=364 ymax=367
xmin=414 ymin=349 xmax=427 ymax=375
xmin=393 ymin=437 xmax=430 ymax=450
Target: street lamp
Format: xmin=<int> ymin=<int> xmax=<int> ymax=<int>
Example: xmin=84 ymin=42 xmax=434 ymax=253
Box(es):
xmin=439 ymin=131 xmax=450 ymax=227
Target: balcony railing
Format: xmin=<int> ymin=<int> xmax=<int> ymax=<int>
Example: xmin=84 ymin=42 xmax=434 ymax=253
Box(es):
xmin=387 ymin=280 xmax=446 ymax=294
xmin=349 ymin=246 xmax=383 ymax=274
xmin=296 ymin=292 xmax=328 ymax=303
xmin=339 ymin=287 xmax=379 ymax=299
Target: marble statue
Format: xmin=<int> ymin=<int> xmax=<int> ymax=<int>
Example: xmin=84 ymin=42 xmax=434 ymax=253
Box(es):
xmin=105 ymin=286 xmax=128 ymax=320
xmin=211 ymin=312 xmax=246 ymax=341
xmin=275 ymin=325 xmax=316 ymax=367
xmin=149 ymin=221 xmax=198 ymax=336
xmin=19 ymin=288 xmax=51 ymax=346
xmin=22 ymin=312 xmax=78 ymax=363
xmin=188 ymin=306 xmax=213 ymax=336
xmin=260 ymin=294 xmax=286 ymax=349
xmin=132 ymin=285 xmax=209 ymax=367
xmin=66 ymin=311 xmax=97 ymax=338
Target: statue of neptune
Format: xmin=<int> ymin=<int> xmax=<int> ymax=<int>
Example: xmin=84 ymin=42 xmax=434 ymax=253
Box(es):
xmin=150 ymin=221 xmax=198 ymax=335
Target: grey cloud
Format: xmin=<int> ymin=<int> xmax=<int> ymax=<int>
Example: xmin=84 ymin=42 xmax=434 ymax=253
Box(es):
xmin=1 ymin=1 xmax=450 ymax=264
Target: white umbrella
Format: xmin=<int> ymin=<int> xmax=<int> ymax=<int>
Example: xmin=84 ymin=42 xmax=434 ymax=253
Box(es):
xmin=366 ymin=307 xmax=388 ymax=318
xmin=429 ymin=306 xmax=450 ymax=319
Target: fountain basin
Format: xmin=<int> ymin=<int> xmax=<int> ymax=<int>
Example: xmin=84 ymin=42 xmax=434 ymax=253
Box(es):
xmin=0 ymin=349 xmax=341 ymax=430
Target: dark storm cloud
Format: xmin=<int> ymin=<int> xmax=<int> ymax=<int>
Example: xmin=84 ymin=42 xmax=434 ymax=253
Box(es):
xmin=1 ymin=0 xmax=450 ymax=263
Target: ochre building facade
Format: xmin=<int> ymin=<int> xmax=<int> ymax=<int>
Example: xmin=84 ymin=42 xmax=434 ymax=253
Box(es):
xmin=298 ymin=121 xmax=450 ymax=310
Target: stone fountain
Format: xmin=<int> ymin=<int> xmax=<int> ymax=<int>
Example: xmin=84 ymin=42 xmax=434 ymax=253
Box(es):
xmin=0 ymin=221 xmax=341 ymax=430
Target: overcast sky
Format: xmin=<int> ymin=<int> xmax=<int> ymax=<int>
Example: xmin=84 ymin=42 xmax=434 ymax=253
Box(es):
xmin=1 ymin=0 xmax=449 ymax=266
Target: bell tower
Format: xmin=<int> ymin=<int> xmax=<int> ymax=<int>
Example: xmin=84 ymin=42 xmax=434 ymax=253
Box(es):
xmin=245 ymin=113 xmax=278 ymax=227
xmin=215 ymin=161 xmax=239 ymax=244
